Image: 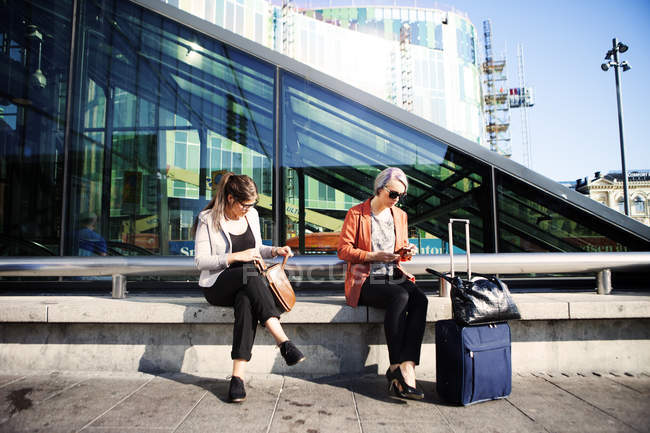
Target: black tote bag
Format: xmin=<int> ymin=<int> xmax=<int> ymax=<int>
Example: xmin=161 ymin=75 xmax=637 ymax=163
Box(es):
xmin=427 ymin=268 xmax=521 ymax=326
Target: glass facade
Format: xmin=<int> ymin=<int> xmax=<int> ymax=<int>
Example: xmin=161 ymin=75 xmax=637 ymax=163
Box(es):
xmin=1 ymin=0 xmax=275 ymax=257
xmin=0 ymin=0 xmax=73 ymax=256
xmin=496 ymin=173 xmax=648 ymax=252
xmin=1 ymin=0 xmax=648 ymax=266
xmin=281 ymin=72 xmax=493 ymax=254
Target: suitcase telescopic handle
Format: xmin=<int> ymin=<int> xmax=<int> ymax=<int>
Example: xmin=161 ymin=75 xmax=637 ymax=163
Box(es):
xmin=448 ymin=219 xmax=471 ymax=279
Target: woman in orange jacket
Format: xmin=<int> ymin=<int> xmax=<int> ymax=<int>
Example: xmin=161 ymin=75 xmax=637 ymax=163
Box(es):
xmin=337 ymin=167 xmax=427 ymax=400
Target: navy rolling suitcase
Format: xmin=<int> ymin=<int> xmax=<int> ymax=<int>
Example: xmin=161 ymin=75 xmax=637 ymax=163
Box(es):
xmin=435 ymin=319 xmax=512 ymax=405
xmin=434 ymin=219 xmax=513 ymax=405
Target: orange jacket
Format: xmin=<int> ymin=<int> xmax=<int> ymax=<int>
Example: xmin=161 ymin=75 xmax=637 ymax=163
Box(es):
xmin=337 ymin=199 xmax=415 ymax=307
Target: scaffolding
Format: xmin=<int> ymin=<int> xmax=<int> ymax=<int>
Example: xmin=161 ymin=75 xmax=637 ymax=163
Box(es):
xmin=281 ymin=0 xmax=295 ymax=58
xmin=399 ymin=23 xmax=414 ymax=112
xmin=482 ymin=19 xmax=511 ymax=156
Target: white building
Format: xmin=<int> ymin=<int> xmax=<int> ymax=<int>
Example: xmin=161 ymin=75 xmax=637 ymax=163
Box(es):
xmin=160 ymin=0 xmax=484 ymax=144
xmin=575 ymin=171 xmax=650 ymax=226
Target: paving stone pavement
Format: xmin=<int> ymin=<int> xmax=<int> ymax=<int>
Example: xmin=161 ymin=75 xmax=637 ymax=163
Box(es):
xmin=0 ymin=371 xmax=649 ymax=433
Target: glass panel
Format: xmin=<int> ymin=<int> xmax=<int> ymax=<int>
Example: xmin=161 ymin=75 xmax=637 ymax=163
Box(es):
xmin=65 ymin=0 xmax=275 ymax=256
xmin=0 ymin=0 xmax=73 ymax=256
xmin=281 ymin=72 xmax=493 ymax=258
xmin=496 ymin=172 xmax=650 ymax=252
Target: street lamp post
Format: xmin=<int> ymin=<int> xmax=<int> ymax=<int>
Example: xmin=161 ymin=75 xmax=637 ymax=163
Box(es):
xmin=601 ymin=38 xmax=631 ymax=216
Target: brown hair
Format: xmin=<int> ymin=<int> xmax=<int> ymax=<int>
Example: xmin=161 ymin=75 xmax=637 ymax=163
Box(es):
xmin=191 ymin=172 xmax=258 ymax=238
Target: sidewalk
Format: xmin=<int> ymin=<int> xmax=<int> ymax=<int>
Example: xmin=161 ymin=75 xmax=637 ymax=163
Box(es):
xmin=1 ymin=371 xmax=648 ymax=432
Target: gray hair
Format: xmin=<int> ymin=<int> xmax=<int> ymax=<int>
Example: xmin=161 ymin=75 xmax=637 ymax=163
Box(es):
xmin=374 ymin=167 xmax=408 ymax=195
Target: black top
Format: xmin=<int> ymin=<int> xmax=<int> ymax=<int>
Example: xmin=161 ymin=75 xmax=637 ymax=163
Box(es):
xmin=228 ymin=224 xmax=255 ymax=268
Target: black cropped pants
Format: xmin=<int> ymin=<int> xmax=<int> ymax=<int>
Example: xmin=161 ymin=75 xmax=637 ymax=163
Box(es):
xmin=203 ymin=264 xmax=281 ymax=361
xmin=358 ymin=274 xmax=428 ymax=365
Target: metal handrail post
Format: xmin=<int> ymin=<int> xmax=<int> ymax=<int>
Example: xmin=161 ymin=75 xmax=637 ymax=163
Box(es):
xmin=439 ymin=278 xmax=451 ymax=297
xmin=597 ymin=269 xmax=612 ymax=295
xmin=112 ymin=274 xmax=127 ymax=299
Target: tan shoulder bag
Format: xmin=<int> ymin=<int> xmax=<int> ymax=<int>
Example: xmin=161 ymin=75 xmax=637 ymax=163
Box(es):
xmin=254 ymin=255 xmax=295 ymax=312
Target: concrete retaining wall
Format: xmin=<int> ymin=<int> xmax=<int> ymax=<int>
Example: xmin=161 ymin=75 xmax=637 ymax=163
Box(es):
xmin=1 ymin=293 xmax=649 ymax=375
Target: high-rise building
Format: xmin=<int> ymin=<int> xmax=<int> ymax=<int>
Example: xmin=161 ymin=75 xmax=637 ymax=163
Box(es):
xmin=161 ymin=0 xmax=484 ymax=145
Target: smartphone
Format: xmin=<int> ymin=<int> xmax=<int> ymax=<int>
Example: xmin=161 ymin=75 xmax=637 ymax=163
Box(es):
xmin=395 ymin=247 xmax=411 ymax=258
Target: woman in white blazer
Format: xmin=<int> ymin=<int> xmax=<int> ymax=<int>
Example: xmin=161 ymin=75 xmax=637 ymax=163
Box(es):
xmin=193 ymin=172 xmax=304 ymax=402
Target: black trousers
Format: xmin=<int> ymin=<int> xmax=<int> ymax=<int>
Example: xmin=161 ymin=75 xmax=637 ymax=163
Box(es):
xmin=358 ymin=274 xmax=428 ymax=365
xmin=203 ymin=264 xmax=281 ymax=361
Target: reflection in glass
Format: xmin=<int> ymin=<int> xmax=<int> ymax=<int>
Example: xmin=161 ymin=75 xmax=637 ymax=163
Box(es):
xmin=65 ymin=0 xmax=275 ymax=256
xmin=496 ymin=172 xmax=647 ymax=252
xmin=0 ymin=0 xmax=73 ymax=255
xmin=281 ymin=72 xmax=493 ymax=256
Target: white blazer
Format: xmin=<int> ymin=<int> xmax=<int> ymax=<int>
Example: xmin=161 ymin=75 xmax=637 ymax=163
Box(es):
xmin=194 ymin=207 xmax=274 ymax=287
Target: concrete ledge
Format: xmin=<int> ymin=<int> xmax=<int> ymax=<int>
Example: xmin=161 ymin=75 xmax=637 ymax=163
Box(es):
xmin=1 ymin=292 xmax=649 ymax=376
xmin=1 ymin=292 xmax=650 ymax=324
xmin=0 ymin=300 xmax=49 ymax=322
xmin=569 ymin=300 xmax=650 ymax=319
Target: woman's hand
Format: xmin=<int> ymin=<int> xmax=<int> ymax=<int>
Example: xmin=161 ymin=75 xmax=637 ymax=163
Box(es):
xmin=274 ymin=246 xmax=294 ymax=257
xmin=367 ymin=251 xmax=400 ymax=263
xmin=400 ymin=243 xmax=418 ymax=260
xmin=228 ymin=248 xmax=261 ymax=264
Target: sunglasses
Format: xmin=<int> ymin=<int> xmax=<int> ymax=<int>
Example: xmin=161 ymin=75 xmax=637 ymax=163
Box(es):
xmin=240 ymin=200 xmax=258 ymax=210
xmin=384 ymin=186 xmax=407 ymax=200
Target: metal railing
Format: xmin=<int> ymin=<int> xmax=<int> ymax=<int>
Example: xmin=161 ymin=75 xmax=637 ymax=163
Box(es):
xmin=0 ymin=252 xmax=649 ymax=298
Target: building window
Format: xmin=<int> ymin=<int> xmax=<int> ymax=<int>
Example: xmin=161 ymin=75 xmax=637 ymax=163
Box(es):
xmin=617 ymin=197 xmax=625 ymax=213
xmin=633 ymin=196 xmax=646 ymax=214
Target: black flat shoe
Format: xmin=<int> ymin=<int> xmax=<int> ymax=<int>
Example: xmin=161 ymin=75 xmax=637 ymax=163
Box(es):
xmin=279 ymin=340 xmax=306 ymax=366
xmin=228 ymin=376 xmax=246 ymax=403
xmin=389 ymin=367 xmax=424 ymax=400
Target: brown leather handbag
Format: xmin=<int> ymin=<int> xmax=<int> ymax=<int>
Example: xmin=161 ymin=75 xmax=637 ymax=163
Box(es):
xmin=254 ymin=255 xmax=296 ymax=312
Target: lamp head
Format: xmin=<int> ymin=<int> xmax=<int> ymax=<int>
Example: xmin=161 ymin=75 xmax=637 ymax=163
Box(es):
xmin=30 ymin=69 xmax=47 ymax=88
xmin=617 ymin=42 xmax=628 ymax=53
xmin=601 ymin=63 xmax=610 ymax=72
xmin=604 ymin=50 xmax=613 ymax=60
xmin=621 ymin=61 xmax=631 ymax=72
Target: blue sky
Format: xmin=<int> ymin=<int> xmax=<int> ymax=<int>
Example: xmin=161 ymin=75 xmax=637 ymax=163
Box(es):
xmin=288 ymin=0 xmax=650 ymax=182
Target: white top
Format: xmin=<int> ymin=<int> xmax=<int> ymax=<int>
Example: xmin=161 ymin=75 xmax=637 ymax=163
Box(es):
xmin=194 ymin=207 xmax=274 ymax=287
xmin=370 ymin=207 xmax=395 ymax=276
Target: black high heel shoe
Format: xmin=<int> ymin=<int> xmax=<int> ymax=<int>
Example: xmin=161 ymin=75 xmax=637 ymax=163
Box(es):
xmin=388 ymin=367 xmax=424 ymax=400
xmin=385 ymin=367 xmax=397 ymax=384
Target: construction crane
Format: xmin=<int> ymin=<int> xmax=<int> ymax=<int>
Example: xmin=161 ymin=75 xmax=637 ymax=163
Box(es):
xmin=510 ymin=44 xmax=535 ymax=168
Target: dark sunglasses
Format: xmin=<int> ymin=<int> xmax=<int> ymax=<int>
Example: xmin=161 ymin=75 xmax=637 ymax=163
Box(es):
xmin=384 ymin=186 xmax=407 ymax=200
xmin=240 ymin=200 xmax=258 ymax=209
